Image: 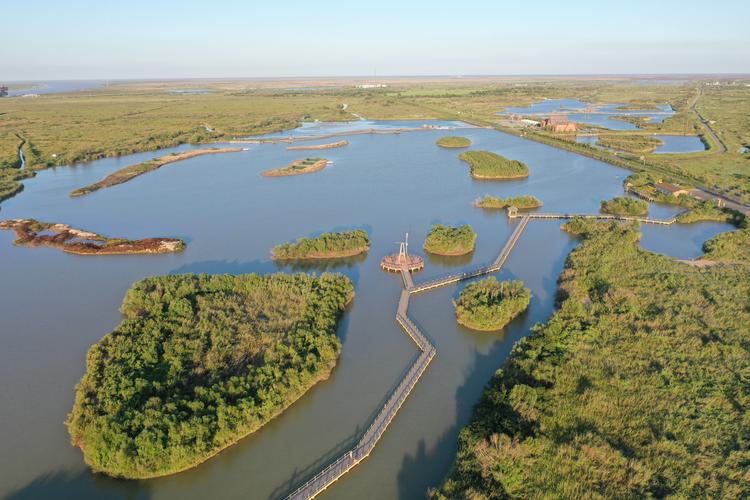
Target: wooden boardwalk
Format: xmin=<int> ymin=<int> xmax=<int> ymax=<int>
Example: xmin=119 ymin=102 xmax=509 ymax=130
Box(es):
xmin=512 ymin=212 xmax=676 ymax=225
xmin=410 ymin=216 xmax=530 ymax=294
xmin=286 ymin=216 xmax=530 ymax=500
xmin=285 ymin=210 xmax=684 ymax=498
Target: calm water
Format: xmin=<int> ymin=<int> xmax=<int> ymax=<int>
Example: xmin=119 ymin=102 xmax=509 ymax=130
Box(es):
xmin=576 ymin=134 xmax=706 ymax=155
xmin=0 ymin=121 xmax=732 ymax=499
xmin=652 ymin=135 xmax=706 ymax=154
xmin=503 ymin=99 xmax=674 ymax=130
xmin=6 ymin=80 xmax=106 ymax=96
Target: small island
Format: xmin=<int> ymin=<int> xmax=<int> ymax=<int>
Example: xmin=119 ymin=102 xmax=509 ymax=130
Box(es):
xmin=454 ymin=277 xmax=531 ymax=331
xmin=67 ymin=272 xmax=354 ymax=479
xmin=600 ymin=196 xmax=649 ymax=216
xmin=262 ymin=157 xmax=330 ymax=177
xmin=70 ymin=147 xmax=244 ymax=197
xmin=459 ymin=151 xmax=529 ymax=180
xmin=0 ymin=219 xmax=185 ymax=255
xmin=437 ymin=136 xmax=471 ymax=148
xmin=287 ymin=140 xmax=349 ymax=151
xmin=596 ymin=135 xmax=662 ymax=154
xmin=423 ymin=224 xmax=476 ymax=256
xmin=272 ymin=230 xmax=370 ymax=260
xmin=474 ymin=195 xmax=542 ymax=210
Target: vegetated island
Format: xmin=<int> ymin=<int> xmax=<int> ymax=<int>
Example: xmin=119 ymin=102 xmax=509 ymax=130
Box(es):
xmin=70 ymin=147 xmax=243 ymax=197
xmin=67 ymin=272 xmax=354 ymax=479
xmin=439 ymin=219 xmax=750 ymax=498
xmin=262 ymin=157 xmax=330 ymax=177
xmin=676 ymin=200 xmax=746 ymax=226
xmin=272 ymin=230 xmax=370 ymax=260
xmin=600 ymin=196 xmax=649 ymax=216
xmin=459 ymin=151 xmax=529 ymax=180
xmin=596 ymin=135 xmax=663 ymax=154
xmin=454 ymin=277 xmax=531 ymax=331
xmin=423 ymin=224 xmax=476 ymax=256
xmin=286 ymin=140 xmax=349 ymax=151
xmin=436 ymin=136 xmax=471 ymax=148
xmin=0 ymin=219 xmax=184 ymax=255
xmin=474 ymin=195 xmax=542 ymax=210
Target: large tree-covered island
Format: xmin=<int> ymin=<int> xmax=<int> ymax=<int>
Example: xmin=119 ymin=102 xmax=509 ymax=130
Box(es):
xmin=272 ymin=230 xmax=370 ymax=259
xmin=423 ymin=224 xmax=477 ymax=256
xmin=67 ymin=272 xmax=353 ymax=479
xmin=454 ymin=277 xmax=531 ymax=331
xmin=459 ymin=151 xmax=529 ymax=180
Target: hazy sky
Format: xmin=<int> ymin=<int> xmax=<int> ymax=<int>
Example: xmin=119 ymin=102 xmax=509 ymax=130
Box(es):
xmin=3 ymin=0 xmax=749 ymax=80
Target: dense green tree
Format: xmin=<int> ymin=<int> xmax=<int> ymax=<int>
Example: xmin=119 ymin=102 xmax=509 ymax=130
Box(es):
xmin=272 ymin=230 xmax=370 ymax=259
xmin=600 ymin=196 xmax=649 ymax=216
xmin=423 ymin=224 xmax=477 ymax=255
xmin=454 ymin=278 xmax=531 ymax=331
xmin=68 ymin=272 xmax=353 ymax=479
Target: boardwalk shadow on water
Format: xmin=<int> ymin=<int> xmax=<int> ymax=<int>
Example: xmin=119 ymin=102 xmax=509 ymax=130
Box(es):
xmin=395 ymin=334 xmax=517 ymax=499
xmin=269 ymin=349 xmax=422 ymax=500
xmin=6 ymin=469 xmax=150 ymax=500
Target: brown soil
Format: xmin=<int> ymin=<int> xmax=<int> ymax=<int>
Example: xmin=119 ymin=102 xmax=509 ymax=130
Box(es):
xmin=677 ymin=259 xmax=721 ymax=268
xmin=70 ymin=147 xmax=243 ymax=197
xmin=0 ymin=219 xmax=185 ymax=255
xmin=286 ymin=140 xmax=349 ymax=151
xmin=262 ymin=158 xmax=330 ymax=177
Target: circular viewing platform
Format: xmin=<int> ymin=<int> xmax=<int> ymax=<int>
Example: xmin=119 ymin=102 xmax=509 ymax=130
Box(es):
xmin=380 ymin=254 xmax=424 ymax=273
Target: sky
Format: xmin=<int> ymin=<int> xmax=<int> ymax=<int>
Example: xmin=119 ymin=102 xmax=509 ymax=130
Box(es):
xmin=3 ymin=0 xmax=749 ymax=80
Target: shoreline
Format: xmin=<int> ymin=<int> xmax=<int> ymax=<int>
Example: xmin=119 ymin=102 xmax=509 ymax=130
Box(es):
xmin=262 ymin=158 xmax=330 ymax=177
xmin=471 ymin=173 xmax=529 ymax=180
xmin=286 ymin=140 xmax=349 ymax=151
xmin=272 ymin=246 xmax=369 ymax=260
xmin=81 ymin=356 xmax=340 ymax=480
xmin=70 ymin=147 xmax=244 ymax=197
xmin=0 ymin=219 xmax=185 ymax=255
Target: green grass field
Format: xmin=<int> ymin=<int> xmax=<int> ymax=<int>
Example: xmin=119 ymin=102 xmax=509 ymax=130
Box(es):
xmin=1 ymin=78 xmax=748 ymax=208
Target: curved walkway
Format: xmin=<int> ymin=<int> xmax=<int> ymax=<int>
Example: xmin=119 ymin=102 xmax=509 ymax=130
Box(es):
xmin=287 ymin=211 xmax=678 ymax=499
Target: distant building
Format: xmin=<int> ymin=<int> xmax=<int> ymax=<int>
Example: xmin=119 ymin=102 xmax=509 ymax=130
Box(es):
xmin=655 ymin=182 xmax=690 ymax=197
xmin=0 ymin=86 xmax=8 ymax=97
xmin=356 ymin=84 xmax=388 ymax=89
xmin=541 ymin=114 xmax=577 ymax=133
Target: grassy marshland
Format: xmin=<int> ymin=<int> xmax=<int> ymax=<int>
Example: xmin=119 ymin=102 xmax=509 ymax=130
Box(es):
xmin=459 ymin=151 xmax=529 ymax=179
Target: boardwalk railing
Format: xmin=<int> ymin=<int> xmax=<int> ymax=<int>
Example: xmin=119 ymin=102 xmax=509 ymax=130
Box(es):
xmin=410 ymin=215 xmax=530 ymax=294
xmin=509 ymin=212 xmax=676 ymax=225
xmin=286 ymin=215 xmax=532 ymax=499
xmin=284 ymin=210 xmax=678 ymax=498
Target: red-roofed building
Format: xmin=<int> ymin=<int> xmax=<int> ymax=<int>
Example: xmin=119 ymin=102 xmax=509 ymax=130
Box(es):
xmin=541 ymin=114 xmax=577 ymax=133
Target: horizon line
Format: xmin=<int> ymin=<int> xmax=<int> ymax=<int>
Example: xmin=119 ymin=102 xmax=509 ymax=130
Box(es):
xmin=4 ymin=72 xmax=750 ymax=83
